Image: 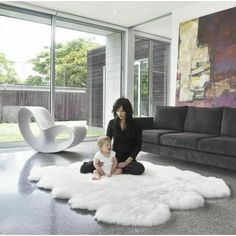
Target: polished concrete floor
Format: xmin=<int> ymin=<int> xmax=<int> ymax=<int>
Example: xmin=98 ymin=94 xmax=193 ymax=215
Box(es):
xmin=0 ymin=141 xmax=236 ymax=235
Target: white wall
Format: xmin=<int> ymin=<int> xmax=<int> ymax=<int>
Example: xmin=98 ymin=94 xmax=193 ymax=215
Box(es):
xmin=169 ymin=1 xmax=236 ymax=105
xmin=104 ymin=33 xmax=122 ymax=127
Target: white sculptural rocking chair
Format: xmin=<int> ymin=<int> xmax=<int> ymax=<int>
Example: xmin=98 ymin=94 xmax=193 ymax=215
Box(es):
xmin=18 ymin=106 xmax=87 ymax=153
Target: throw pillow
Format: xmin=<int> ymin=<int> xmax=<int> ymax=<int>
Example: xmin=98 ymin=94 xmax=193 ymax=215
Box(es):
xmin=154 ymin=106 xmax=188 ymax=131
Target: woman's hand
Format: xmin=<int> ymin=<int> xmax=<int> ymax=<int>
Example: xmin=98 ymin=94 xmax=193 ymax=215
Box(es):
xmin=118 ymin=157 xmax=133 ymax=168
xmin=118 ymin=162 xmax=127 ymax=168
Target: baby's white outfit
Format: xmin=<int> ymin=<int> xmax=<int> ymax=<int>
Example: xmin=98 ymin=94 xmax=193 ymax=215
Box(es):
xmin=93 ymin=150 xmax=116 ymax=175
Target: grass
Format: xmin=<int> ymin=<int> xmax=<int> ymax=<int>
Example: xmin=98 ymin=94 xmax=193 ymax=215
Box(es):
xmin=0 ymin=121 xmax=105 ymax=143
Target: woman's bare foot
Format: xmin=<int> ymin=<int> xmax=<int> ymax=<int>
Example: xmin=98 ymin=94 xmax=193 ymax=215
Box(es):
xmin=112 ymin=168 xmax=122 ymax=175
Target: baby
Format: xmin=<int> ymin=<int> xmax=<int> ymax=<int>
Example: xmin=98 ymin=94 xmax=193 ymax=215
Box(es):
xmin=92 ymin=136 xmax=122 ymax=180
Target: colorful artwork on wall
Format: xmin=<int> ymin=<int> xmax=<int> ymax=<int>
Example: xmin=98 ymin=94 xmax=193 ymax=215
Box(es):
xmin=176 ymin=7 xmax=236 ymax=107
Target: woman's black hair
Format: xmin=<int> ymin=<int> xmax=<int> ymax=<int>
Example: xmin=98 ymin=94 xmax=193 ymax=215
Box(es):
xmin=112 ymin=97 xmax=133 ymax=122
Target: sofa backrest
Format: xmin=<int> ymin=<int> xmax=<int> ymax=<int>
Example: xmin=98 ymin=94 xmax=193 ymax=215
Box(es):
xmin=221 ymin=107 xmax=236 ymax=137
xmin=184 ymin=107 xmax=223 ymax=135
xmin=154 ymin=106 xmax=188 ymax=131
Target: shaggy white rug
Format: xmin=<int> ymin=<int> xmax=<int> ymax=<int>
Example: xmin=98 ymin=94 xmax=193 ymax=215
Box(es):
xmin=28 ymin=161 xmax=230 ymax=226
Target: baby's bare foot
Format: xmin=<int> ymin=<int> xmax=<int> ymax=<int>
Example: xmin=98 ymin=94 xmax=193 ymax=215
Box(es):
xmin=92 ymin=176 xmax=101 ymax=180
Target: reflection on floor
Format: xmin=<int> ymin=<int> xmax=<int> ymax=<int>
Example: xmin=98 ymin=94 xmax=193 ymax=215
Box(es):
xmin=0 ymin=141 xmax=236 ymax=234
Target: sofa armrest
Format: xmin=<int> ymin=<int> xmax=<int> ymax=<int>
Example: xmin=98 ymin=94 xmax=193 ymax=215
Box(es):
xmin=134 ymin=117 xmax=154 ymax=130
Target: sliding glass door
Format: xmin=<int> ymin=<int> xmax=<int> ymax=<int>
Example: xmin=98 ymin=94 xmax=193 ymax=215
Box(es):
xmin=134 ymin=59 xmax=149 ymax=117
xmin=54 ymin=22 xmax=108 ymax=137
xmin=134 ymin=37 xmax=169 ymax=117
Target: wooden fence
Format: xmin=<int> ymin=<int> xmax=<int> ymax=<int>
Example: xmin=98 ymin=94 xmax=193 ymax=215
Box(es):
xmin=0 ymin=84 xmax=86 ymax=123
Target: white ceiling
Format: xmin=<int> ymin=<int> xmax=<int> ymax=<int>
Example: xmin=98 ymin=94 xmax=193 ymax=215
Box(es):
xmin=25 ymin=1 xmax=196 ymax=38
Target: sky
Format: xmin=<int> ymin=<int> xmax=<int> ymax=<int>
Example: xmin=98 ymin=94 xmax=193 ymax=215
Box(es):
xmin=0 ymin=15 xmax=106 ymax=80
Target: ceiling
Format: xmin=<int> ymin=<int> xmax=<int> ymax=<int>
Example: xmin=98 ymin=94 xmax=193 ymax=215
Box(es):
xmin=25 ymin=1 xmax=196 ymax=38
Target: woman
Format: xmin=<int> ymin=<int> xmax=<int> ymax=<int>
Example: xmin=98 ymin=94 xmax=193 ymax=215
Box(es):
xmin=80 ymin=97 xmax=145 ymax=175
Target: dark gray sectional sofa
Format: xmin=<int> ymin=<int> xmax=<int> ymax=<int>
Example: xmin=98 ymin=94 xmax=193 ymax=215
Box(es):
xmin=138 ymin=106 xmax=236 ymax=170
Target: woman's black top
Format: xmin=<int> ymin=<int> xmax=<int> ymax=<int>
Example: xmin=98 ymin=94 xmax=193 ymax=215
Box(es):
xmin=106 ymin=118 xmax=142 ymax=162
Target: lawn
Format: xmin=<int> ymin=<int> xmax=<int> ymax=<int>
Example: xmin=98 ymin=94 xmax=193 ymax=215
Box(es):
xmin=0 ymin=121 xmax=105 ymax=143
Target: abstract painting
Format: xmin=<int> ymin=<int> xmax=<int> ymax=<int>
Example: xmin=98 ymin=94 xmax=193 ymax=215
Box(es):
xmin=176 ymin=7 xmax=236 ymax=107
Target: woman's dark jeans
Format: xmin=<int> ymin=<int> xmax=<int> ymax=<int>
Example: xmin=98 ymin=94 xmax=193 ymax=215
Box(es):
xmin=80 ymin=160 xmax=145 ymax=175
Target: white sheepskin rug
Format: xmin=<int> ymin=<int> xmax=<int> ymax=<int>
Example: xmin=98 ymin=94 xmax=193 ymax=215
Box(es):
xmin=28 ymin=161 xmax=230 ymax=226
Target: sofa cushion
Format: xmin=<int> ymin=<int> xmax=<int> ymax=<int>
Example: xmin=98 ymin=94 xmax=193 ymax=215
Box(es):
xmin=198 ymin=136 xmax=236 ymax=157
xmin=221 ymin=107 xmax=236 ymax=137
xmin=160 ymin=132 xmax=215 ymax=150
xmin=142 ymin=129 xmax=180 ymax=145
xmin=154 ymin=106 xmax=188 ymax=131
xmin=184 ymin=107 xmax=223 ymax=135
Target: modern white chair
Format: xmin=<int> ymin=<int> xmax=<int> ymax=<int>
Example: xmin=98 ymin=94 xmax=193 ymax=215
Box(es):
xmin=18 ymin=106 xmax=87 ymax=153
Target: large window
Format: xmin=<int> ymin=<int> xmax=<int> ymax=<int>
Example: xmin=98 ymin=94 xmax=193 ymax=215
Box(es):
xmin=0 ymin=13 xmax=51 ymax=144
xmin=0 ymin=5 xmax=123 ymax=146
xmin=134 ymin=37 xmax=169 ymax=117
